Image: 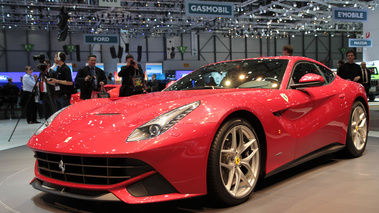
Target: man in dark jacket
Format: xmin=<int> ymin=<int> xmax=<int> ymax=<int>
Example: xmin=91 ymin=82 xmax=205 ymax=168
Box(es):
xmin=337 ymin=50 xmax=362 ymax=82
xmin=360 ymin=62 xmax=371 ymax=96
xmin=119 ymin=54 xmax=145 ymax=97
xmin=75 ymin=55 xmax=107 ymax=100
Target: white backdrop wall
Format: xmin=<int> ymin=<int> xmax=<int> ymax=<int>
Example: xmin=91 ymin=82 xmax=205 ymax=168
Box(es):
xmin=363 ymin=10 xmax=379 ymax=62
xmin=0 ymin=29 xmax=360 ymax=74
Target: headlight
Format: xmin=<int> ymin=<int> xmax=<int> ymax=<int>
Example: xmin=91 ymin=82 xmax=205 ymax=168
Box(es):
xmin=35 ymin=107 xmax=67 ymax=135
xmin=127 ymin=101 xmax=200 ymax=142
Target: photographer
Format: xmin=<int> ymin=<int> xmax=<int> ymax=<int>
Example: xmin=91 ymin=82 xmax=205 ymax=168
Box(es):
xmin=44 ymin=59 xmax=56 ymax=78
xmin=75 ymin=55 xmax=107 ymax=100
xmin=37 ymin=60 xmax=56 ymax=119
xmin=119 ymin=54 xmax=145 ymax=97
xmin=48 ymin=52 xmax=73 ymax=110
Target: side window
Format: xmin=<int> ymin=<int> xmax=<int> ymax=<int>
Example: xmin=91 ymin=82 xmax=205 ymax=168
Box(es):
xmin=291 ymin=63 xmax=324 ymax=84
xmin=315 ymin=64 xmax=335 ymax=83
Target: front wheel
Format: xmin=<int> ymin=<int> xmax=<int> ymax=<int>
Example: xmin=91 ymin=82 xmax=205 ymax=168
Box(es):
xmin=342 ymin=101 xmax=368 ymax=157
xmin=207 ymin=118 xmax=261 ymax=206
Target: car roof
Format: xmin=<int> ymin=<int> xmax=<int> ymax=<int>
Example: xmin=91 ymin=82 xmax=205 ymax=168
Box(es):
xmin=202 ymin=56 xmax=325 ymax=68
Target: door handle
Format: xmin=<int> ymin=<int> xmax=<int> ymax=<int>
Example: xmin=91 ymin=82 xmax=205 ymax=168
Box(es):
xmin=339 ymin=93 xmax=345 ymax=99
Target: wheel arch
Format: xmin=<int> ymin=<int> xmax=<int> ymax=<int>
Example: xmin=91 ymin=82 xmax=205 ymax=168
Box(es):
xmin=219 ymin=110 xmax=267 ymax=176
xmin=354 ymin=96 xmax=369 ymax=126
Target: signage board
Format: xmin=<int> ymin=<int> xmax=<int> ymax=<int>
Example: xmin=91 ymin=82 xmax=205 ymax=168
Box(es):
xmin=349 ymin=39 xmax=372 ymax=47
xmin=191 ymin=31 xmax=198 ymax=56
xmin=84 ymin=34 xmax=119 ymax=45
xmin=332 ymin=8 xmax=368 ymax=22
xmin=99 ymin=0 xmax=120 ymax=7
xmin=185 ymin=0 xmax=234 ymax=18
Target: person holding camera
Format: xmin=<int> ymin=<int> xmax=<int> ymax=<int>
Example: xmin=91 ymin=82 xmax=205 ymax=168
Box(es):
xmin=35 ymin=59 xmax=56 ymax=119
xmin=75 ymin=55 xmax=107 ymax=100
xmin=119 ymin=54 xmax=146 ymax=97
xmin=48 ymin=52 xmax=73 ymax=110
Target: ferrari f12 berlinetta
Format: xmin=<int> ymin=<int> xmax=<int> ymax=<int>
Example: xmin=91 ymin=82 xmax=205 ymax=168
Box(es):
xmin=28 ymin=56 xmax=368 ymax=206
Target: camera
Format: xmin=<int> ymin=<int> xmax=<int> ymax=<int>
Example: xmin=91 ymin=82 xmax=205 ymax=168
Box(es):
xmin=37 ymin=63 xmax=48 ymax=72
xmin=130 ymin=60 xmax=136 ymax=65
xmin=33 ymin=53 xmax=45 ymax=63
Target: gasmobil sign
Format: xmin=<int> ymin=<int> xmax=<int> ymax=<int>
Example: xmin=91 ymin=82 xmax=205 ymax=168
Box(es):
xmin=99 ymin=0 xmax=120 ymax=7
xmin=349 ymin=39 xmax=372 ymax=48
xmin=186 ymin=0 xmax=234 ymax=18
xmin=84 ymin=34 xmax=119 ymax=44
xmin=332 ymin=8 xmax=368 ymax=22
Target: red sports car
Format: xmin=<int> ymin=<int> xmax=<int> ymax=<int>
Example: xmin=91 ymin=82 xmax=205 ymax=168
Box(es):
xmin=28 ymin=56 xmax=369 ymax=206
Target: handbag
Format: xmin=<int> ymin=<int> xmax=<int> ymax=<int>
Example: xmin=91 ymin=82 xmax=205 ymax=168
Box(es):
xmin=132 ymin=75 xmax=144 ymax=92
xmin=97 ymin=85 xmax=110 ymax=98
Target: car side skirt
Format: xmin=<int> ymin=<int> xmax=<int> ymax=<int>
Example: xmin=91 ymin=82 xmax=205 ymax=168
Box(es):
xmin=265 ymin=143 xmax=345 ymax=178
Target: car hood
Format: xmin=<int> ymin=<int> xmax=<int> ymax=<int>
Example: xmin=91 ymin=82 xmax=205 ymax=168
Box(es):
xmin=28 ymin=88 xmax=287 ymax=154
xmin=45 ymin=89 xmax=280 ymax=133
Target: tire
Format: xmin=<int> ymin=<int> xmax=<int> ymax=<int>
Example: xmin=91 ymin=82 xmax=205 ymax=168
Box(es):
xmin=207 ymin=118 xmax=261 ymax=206
xmin=342 ymin=101 xmax=368 ymax=157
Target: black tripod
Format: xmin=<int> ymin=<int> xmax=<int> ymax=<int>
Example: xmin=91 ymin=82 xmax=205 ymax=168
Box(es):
xmin=8 ymin=71 xmax=56 ymax=142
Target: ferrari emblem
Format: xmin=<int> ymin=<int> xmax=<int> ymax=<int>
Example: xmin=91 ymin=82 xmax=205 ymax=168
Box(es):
xmin=235 ymin=157 xmax=240 ymax=165
xmin=59 ymin=160 xmax=65 ymax=174
xmin=280 ymin=93 xmax=289 ymax=102
xmin=64 ymin=137 xmax=72 ymax=143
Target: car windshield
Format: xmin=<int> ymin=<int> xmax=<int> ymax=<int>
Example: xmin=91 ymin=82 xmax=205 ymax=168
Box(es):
xmin=165 ymin=59 xmax=288 ymax=91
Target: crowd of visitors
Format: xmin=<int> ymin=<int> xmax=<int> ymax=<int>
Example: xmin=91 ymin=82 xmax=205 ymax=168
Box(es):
xmin=0 ymin=48 xmax=374 ymax=121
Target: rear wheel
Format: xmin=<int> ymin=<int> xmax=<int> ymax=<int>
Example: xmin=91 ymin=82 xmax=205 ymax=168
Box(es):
xmin=342 ymin=101 xmax=368 ymax=157
xmin=207 ymin=118 xmax=261 ymax=206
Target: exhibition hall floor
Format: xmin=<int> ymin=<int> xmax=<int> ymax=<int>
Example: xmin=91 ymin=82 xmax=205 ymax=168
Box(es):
xmin=1 ymin=103 xmax=379 ymax=213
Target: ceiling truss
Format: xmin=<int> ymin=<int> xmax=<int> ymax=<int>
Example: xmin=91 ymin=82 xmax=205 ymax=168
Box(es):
xmin=0 ymin=0 xmax=378 ymax=38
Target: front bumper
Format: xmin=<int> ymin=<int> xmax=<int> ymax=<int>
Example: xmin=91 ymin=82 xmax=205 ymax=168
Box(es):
xmin=31 ymin=159 xmax=204 ymax=204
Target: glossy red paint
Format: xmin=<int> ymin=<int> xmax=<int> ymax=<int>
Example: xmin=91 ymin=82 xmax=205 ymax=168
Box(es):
xmin=70 ymin=84 xmax=121 ymax=104
xmin=28 ymin=56 xmax=369 ymax=204
xmin=299 ymin=73 xmax=325 ymax=83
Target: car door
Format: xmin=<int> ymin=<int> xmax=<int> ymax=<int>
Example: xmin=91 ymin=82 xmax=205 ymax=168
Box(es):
xmin=285 ymin=62 xmax=343 ymax=158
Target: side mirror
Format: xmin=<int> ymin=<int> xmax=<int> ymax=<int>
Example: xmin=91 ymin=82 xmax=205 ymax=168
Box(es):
xmin=165 ymin=80 xmax=176 ymax=89
xmin=291 ymin=73 xmax=325 ymax=89
xmin=299 ymin=73 xmax=325 ymax=83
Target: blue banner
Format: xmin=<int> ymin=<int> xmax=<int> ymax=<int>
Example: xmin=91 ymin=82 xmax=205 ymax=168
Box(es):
xmin=349 ymin=39 xmax=372 ymax=47
xmin=332 ymin=8 xmax=368 ymax=22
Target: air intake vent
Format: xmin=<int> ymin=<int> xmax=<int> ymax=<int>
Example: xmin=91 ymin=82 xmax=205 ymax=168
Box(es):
xmin=35 ymin=151 xmax=153 ymax=185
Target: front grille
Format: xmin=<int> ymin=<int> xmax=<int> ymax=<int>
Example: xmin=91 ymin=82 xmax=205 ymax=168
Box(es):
xmin=371 ymin=79 xmax=378 ymax=86
xmin=35 ymin=151 xmax=153 ymax=185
